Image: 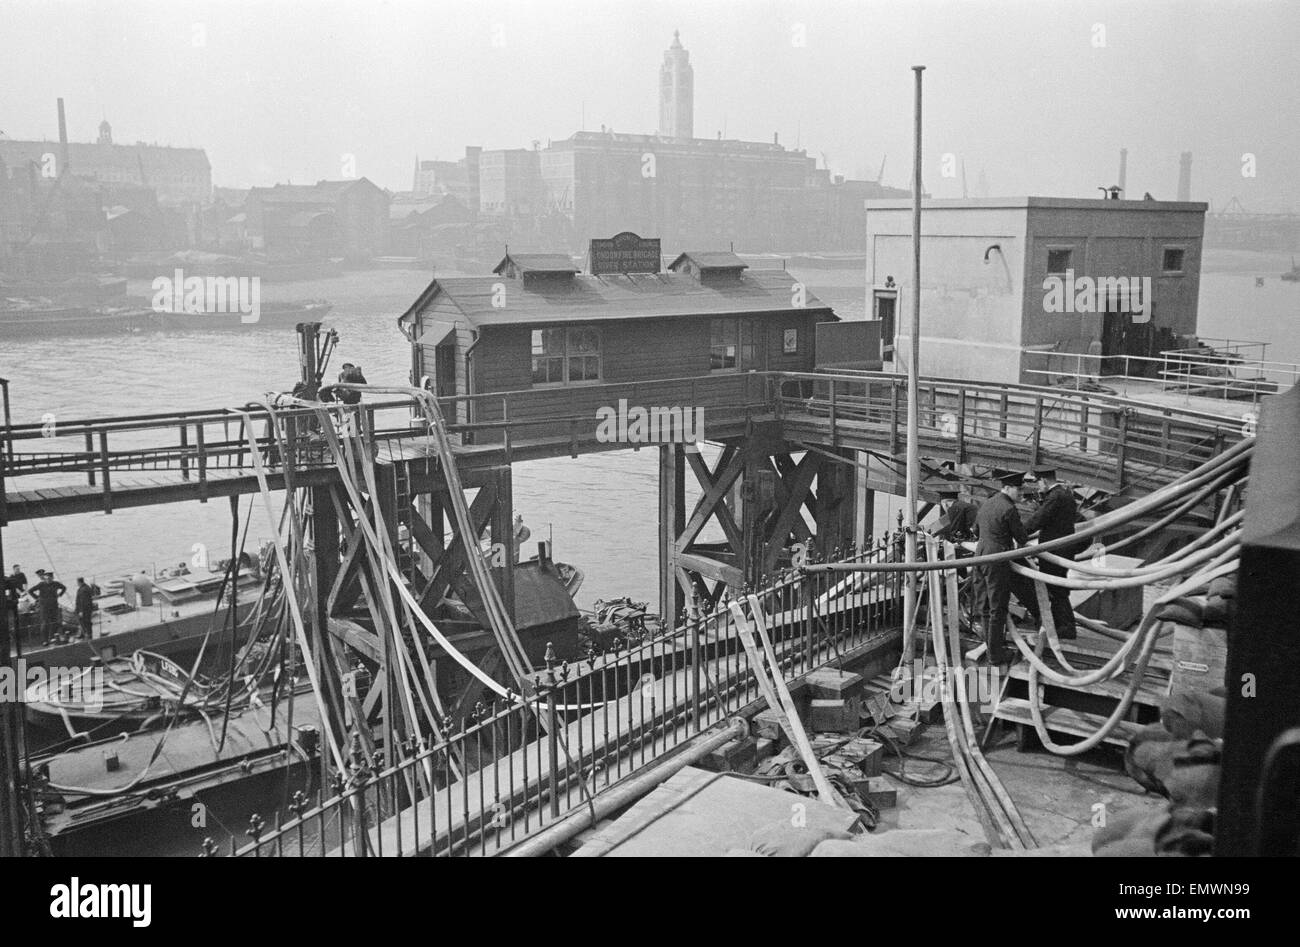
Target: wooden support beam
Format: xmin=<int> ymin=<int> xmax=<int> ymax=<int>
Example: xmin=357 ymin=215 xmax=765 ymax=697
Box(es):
xmin=328 ymin=615 xmax=382 ymax=664
xmin=659 ymin=443 xmax=686 ymax=628
xmin=489 ymin=466 xmax=515 ymax=622
xmin=677 ymin=551 xmax=745 ymax=590
xmin=685 ymin=447 xmax=743 ymax=551
xmin=417 ymin=480 xmax=498 ymax=614
xmin=761 ymin=452 xmax=820 ymax=575
xmin=676 ymin=445 xmax=745 ymax=553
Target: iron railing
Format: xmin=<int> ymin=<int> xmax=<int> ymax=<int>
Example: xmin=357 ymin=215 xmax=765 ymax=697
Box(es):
xmin=223 ymin=541 xmax=903 ymax=857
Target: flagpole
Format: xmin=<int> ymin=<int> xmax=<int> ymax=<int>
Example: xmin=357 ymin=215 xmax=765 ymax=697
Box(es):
xmin=903 ymin=65 xmax=925 ymax=660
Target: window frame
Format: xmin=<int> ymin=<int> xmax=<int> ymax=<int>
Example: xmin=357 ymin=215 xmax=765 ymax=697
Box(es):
xmin=530 ymin=325 xmax=603 ymax=388
xmin=1046 ymin=246 xmax=1075 ymax=276
xmin=710 ymin=317 xmax=763 ymax=373
xmin=1161 ymin=245 xmax=1187 ymax=276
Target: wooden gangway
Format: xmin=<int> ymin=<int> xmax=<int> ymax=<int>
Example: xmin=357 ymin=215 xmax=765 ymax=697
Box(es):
xmin=1 ymin=371 xmax=1249 ymax=523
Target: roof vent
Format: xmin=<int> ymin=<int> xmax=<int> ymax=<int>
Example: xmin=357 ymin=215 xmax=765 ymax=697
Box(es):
xmin=492 ymin=252 xmax=579 ymax=280
xmin=667 ymin=251 xmax=748 ymax=282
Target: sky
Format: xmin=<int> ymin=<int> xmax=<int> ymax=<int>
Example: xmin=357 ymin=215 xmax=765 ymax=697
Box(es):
xmin=2 ymin=0 xmax=1297 ymax=210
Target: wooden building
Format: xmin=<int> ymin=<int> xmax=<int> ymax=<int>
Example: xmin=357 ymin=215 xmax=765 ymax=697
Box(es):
xmin=397 ymin=247 xmax=838 ymax=437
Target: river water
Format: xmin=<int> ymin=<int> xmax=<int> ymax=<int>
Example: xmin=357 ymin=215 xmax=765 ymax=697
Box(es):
xmin=2 ymin=251 xmax=1297 ymax=611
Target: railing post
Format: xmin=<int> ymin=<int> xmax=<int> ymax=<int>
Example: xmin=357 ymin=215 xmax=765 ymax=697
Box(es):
xmin=955 ymin=387 xmax=966 ymax=464
xmin=501 ymin=397 xmax=511 ymax=463
xmin=196 ymin=423 xmax=208 ymax=502
xmin=546 ymin=690 xmax=561 ymax=820
xmin=690 ymin=612 xmax=702 ymax=735
xmin=1116 ymin=410 xmax=1129 ymax=491
xmin=1031 ymin=396 xmax=1044 ymax=465
xmin=180 ymin=424 xmax=190 ymax=481
xmin=98 ymin=429 xmax=112 ymax=514
xmin=829 ymin=378 xmax=838 ymax=447
xmin=889 ymin=383 xmax=899 ymax=456
xmin=84 ymin=429 xmax=95 ymax=486
xmin=999 ymin=391 xmax=1009 ymax=441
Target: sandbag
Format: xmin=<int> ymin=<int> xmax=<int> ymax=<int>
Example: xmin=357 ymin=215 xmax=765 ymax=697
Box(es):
xmin=1157 ymin=598 xmax=1203 ymax=628
xmin=1124 ymin=723 xmax=1179 ymax=794
xmin=1162 ymin=691 xmax=1226 ymax=740
xmin=747 ymin=820 xmax=853 ymax=857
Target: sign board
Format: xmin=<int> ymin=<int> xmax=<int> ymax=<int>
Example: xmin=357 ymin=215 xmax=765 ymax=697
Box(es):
xmin=589 ymin=232 xmax=661 ymax=275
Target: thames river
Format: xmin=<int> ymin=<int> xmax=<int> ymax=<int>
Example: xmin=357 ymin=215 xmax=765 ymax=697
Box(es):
xmin=1 ymin=251 xmax=1296 ymax=611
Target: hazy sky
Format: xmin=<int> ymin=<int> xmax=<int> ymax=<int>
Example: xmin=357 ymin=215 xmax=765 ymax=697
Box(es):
xmin=3 ymin=0 xmax=1297 ymax=209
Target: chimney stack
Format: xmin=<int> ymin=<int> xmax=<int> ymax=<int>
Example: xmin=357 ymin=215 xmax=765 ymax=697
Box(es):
xmin=56 ymin=97 xmax=69 ymax=173
xmin=1118 ymin=148 xmax=1127 ymax=195
xmin=1177 ymin=152 xmax=1193 ymax=202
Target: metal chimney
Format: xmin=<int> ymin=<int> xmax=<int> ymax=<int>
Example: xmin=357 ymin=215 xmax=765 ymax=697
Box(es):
xmin=56 ymin=98 xmax=70 ymax=173
xmin=1118 ymin=148 xmax=1127 ymax=195
xmin=1177 ymin=151 xmax=1193 ymax=201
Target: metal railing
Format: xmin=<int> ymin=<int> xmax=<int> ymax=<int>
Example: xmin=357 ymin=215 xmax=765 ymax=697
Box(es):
xmin=771 ymin=370 xmax=1244 ymax=494
xmin=223 ymin=541 xmax=903 ymax=857
xmin=1023 ymin=348 xmax=1299 ymax=406
xmin=1 ymin=369 xmax=1250 ymax=518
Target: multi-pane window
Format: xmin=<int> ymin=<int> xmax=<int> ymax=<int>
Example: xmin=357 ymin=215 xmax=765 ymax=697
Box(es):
xmin=531 ymin=327 xmax=601 ymax=386
xmin=710 ymin=319 xmax=760 ymax=372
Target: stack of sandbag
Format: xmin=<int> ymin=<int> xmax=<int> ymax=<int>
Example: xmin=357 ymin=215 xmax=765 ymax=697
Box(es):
xmin=1095 ymin=669 xmax=1226 ymax=856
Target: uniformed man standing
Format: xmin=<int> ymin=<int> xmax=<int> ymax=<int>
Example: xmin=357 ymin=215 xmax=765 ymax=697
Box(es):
xmin=1025 ymin=465 xmax=1078 ymax=639
xmin=973 ymin=472 xmax=1041 ymax=663
xmin=934 ymin=483 xmax=978 ymax=542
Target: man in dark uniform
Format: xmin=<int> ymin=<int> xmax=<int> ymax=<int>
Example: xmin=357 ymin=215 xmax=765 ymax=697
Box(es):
xmin=973 ymin=472 xmax=1041 ymax=663
xmin=934 ymin=483 xmax=979 ymax=542
xmin=74 ymin=577 xmax=95 ymax=640
xmin=28 ymin=570 xmax=67 ymax=646
xmin=1025 ymin=466 xmax=1078 ymax=639
xmin=4 ymin=564 xmax=26 ymax=638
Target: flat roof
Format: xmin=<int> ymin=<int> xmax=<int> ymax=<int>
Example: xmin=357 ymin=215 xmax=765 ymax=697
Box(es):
xmin=864 ymin=196 xmax=1209 ymax=212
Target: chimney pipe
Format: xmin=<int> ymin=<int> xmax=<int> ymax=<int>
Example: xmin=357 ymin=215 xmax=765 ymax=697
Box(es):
xmin=56 ymin=97 xmax=69 ymax=173
xmin=1118 ymin=148 xmax=1127 ymax=195
xmin=1177 ymin=152 xmax=1193 ymax=202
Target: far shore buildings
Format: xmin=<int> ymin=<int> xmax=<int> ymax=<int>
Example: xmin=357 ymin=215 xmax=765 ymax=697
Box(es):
xmin=244 ymin=178 xmax=390 ymax=260
xmin=408 ymin=33 xmax=908 ymax=254
xmin=0 ymin=120 xmax=211 ymax=205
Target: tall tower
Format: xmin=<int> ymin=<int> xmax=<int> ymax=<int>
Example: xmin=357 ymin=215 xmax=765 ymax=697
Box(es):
xmin=658 ymin=30 xmax=694 ymax=139
xmin=98 ymin=118 xmax=113 ymax=145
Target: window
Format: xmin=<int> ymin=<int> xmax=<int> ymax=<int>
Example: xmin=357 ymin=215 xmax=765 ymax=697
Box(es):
xmin=710 ymin=319 xmax=760 ymax=371
xmin=1047 ymin=248 xmax=1073 ymax=274
xmin=1162 ymin=247 xmax=1186 ymax=274
xmin=531 ymin=326 xmax=601 ymax=386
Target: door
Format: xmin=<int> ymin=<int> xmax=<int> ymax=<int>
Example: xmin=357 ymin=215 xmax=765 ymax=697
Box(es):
xmin=874 ymin=292 xmax=898 ymax=360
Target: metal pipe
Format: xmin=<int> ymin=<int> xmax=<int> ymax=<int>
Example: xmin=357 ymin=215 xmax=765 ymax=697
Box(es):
xmin=903 ymin=64 xmax=926 ymax=660
xmin=503 ymin=717 xmax=749 ymax=857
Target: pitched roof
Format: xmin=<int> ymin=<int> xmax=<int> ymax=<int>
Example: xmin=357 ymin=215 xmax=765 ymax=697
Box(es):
xmin=669 ymin=251 xmax=748 ymax=271
xmin=399 ymin=269 xmax=835 ymax=332
xmin=492 ymin=253 xmax=579 ymax=275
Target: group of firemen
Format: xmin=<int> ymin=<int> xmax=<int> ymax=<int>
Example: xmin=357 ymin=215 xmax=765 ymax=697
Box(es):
xmin=931 ymin=464 xmax=1080 ymax=665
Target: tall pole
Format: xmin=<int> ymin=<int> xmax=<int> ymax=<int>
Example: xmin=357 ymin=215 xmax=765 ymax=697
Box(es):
xmin=903 ymin=65 xmax=925 ymax=659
